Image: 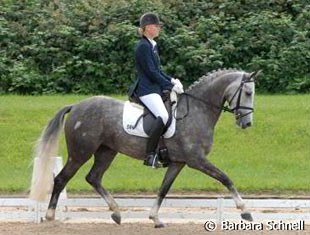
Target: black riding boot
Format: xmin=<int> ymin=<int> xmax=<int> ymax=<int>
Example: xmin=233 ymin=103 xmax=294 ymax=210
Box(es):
xmin=144 ymin=117 xmax=166 ymax=168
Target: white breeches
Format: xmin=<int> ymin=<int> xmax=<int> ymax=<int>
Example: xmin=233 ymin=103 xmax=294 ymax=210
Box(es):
xmin=139 ymin=93 xmax=169 ymax=125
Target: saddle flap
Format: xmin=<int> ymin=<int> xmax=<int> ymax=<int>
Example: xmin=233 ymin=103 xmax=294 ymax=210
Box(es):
xmin=122 ymin=91 xmax=178 ymax=138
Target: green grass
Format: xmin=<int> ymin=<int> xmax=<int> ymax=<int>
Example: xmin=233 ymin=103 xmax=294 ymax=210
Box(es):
xmin=0 ymin=94 xmax=309 ymax=195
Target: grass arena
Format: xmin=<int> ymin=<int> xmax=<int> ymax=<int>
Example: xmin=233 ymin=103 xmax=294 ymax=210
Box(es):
xmin=0 ymin=95 xmax=309 ymax=234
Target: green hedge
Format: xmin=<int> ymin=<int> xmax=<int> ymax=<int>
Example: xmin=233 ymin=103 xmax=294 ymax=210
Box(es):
xmin=1 ymin=0 xmax=309 ymax=94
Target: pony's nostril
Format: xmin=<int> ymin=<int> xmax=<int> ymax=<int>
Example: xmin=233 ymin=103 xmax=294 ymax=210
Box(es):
xmin=247 ymin=122 xmax=252 ymax=127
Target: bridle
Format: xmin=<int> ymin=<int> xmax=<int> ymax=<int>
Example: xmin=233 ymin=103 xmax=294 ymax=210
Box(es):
xmin=223 ymin=75 xmax=255 ymax=120
xmin=175 ymin=74 xmax=255 ymax=121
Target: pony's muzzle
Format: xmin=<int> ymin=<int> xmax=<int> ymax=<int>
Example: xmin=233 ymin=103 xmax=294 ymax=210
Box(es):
xmin=239 ymin=121 xmax=252 ymax=129
xmin=236 ymin=117 xmax=252 ymax=129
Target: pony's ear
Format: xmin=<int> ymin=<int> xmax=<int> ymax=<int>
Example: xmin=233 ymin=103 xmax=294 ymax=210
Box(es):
xmin=249 ymin=70 xmax=262 ymax=80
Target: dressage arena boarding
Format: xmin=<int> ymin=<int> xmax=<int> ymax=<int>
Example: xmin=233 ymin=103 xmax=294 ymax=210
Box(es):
xmin=1 ymin=195 xmax=310 ymax=223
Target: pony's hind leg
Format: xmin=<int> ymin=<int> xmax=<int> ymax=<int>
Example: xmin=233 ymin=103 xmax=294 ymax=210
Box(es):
xmin=187 ymin=157 xmax=253 ymax=221
xmin=46 ymin=153 xmax=92 ymax=220
xmin=85 ymin=145 xmax=121 ymax=224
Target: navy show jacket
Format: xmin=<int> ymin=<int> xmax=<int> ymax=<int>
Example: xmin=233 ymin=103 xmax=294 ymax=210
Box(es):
xmin=135 ymin=36 xmax=173 ymax=97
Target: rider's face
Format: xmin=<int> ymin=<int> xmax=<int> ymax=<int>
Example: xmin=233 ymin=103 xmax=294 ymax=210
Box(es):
xmin=145 ymin=24 xmax=161 ymax=39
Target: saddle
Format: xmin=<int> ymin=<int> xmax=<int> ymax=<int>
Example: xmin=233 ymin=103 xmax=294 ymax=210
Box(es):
xmin=123 ymin=91 xmax=177 ymax=139
xmin=122 ymin=91 xmax=178 ymax=166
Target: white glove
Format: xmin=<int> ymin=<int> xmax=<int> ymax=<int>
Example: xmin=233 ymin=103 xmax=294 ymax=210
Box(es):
xmin=171 ymin=78 xmax=184 ymax=94
xmin=171 ymin=78 xmax=183 ymax=86
xmin=172 ymin=83 xmax=184 ymax=94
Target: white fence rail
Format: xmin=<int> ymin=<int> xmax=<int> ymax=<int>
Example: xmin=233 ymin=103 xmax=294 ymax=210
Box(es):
xmin=0 ymin=197 xmax=309 ymax=223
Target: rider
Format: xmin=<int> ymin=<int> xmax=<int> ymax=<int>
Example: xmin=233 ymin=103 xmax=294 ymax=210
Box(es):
xmin=133 ymin=12 xmax=183 ymax=168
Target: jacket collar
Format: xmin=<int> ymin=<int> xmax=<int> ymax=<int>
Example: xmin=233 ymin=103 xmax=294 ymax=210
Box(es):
xmin=142 ymin=36 xmax=157 ymax=48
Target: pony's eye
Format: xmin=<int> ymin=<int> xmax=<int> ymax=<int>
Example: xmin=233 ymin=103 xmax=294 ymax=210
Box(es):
xmin=245 ymin=91 xmax=252 ymax=96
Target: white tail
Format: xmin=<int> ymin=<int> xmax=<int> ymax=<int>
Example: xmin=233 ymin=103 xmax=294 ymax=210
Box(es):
xmin=29 ymin=105 xmax=72 ymax=202
xmin=30 ymin=137 xmax=59 ymax=201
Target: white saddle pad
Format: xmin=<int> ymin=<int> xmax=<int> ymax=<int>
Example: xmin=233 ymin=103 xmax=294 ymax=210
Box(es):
xmin=122 ymin=94 xmax=177 ymax=139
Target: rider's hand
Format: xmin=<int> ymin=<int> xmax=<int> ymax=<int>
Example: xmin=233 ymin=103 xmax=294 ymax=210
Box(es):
xmin=172 ymin=83 xmax=184 ymax=94
xmin=171 ymin=78 xmax=184 ymax=94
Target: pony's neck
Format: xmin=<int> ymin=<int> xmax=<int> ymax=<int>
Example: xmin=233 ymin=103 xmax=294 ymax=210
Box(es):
xmin=205 ymin=72 xmax=238 ymax=105
xmin=186 ymin=71 xmax=241 ymax=127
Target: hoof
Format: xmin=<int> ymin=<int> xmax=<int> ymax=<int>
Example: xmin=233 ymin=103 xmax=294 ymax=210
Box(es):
xmin=155 ymin=222 xmax=166 ymax=228
xmin=45 ymin=216 xmax=54 ymax=221
xmin=241 ymin=212 xmax=253 ymax=221
xmin=45 ymin=210 xmax=55 ymax=221
xmin=111 ymin=212 xmax=121 ymax=225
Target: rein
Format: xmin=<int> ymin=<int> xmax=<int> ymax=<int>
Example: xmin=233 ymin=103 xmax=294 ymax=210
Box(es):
xmin=174 ymin=92 xmax=231 ymax=121
xmin=175 ymin=75 xmax=254 ymax=121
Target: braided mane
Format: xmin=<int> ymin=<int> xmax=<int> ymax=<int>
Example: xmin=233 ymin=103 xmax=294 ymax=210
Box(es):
xmin=187 ymin=68 xmax=241 ymax=92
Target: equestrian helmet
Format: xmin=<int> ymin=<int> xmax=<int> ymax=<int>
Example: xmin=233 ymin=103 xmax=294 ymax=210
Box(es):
xmin=139 ymin=12 xmax=161 ymax=28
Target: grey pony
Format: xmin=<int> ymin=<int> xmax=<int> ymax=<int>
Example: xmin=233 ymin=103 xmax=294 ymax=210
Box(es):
xmin=30 ymin=69 xmax=260 ymax=228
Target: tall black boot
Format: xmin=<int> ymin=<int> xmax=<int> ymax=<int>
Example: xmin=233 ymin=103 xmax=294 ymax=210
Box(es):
xmin=144 ymin=117 xmax=166 ymax=168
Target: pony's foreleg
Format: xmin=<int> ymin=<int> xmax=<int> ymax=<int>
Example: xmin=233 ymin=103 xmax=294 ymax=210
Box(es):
xmin=85 ymin=146 xmax=120 ymax=224
xmin=229 ymin=185 xmax=253 ymax=221
xmin=187 ymin=157 xmax=253 ymax=221
xmin=149 ymin=162 xmax=185 ymax=228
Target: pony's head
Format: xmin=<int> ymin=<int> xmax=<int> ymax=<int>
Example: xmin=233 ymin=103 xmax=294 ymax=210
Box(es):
xmin=224 ymin=70 xmax=261 ymax=129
